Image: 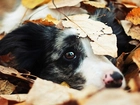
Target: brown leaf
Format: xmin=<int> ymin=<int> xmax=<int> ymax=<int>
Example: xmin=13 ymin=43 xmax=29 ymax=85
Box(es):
xmin=0 ymin=53 xmax=16 ymax=67
xmin=24 ymin=14 xmax=59 ymax=26
xmin=81 ymin=1 xmax=106 ymax=14
xmin=0 ymin=97 xmax=8 ymax=105
xmin=0 ymin=80 xmax=15 ymax=95
xmin=0 ymin=65 xmax=34 ymax=93
xmin=132 ymin=47 xmax=140 ymax=69
xmin=126 ymin=7 xmax=140 ymax=25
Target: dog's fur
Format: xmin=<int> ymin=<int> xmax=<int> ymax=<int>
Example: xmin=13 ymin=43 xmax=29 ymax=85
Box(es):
xmin=0 ymin=2 xmax=131 ymax=90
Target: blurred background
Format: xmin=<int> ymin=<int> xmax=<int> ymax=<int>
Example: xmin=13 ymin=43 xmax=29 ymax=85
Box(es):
xmin=0 ymin=0 xmax=20 ymax=20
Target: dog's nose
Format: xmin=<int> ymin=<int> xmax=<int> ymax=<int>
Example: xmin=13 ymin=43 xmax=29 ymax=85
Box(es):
xmin=103 ymin=71 xmax=123 ymax=88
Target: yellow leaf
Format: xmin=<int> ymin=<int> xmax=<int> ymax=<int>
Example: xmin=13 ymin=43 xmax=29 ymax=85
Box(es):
xmin=47 ymin=0 xmax=84 ymax=8
xmin=45 ymin=14 xmax=59 ymax=25
xmin=22 ymin=0 xmax=51 ymax=9
xmin=61 ymin=82 xmax=70 ymax=87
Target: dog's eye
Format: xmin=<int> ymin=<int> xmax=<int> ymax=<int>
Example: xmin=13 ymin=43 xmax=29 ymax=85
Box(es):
xmin=64 ymin=51 xmax=76 ymax=60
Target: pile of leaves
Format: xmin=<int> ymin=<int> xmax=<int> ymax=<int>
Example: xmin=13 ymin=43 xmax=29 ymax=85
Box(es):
xmin=0 ymin=0 xmax=140 ymax=105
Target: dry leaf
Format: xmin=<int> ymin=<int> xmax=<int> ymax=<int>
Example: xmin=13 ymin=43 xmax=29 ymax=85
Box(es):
xmin=46 ymin=14 xmax=59 ymax=24
xmin=121 ymin=0 xmax=140 ymax=7
xmin=128 ymin=25 xmax=140 ymax=40
xmin=26 ymin=78 xmax=80 ymax=105
xmin=47 ymin=0 xmax=84 ymax=8
xmin=0 ymin=53 xmax=15 ymax=67
xmin=22 ymin=0 xmax=51 ymax=9
xmin=0 ymin=65 xmax=34 ymax=93
xmin=0 ymin=94 xmax=27 ymax=102
xmin=0 ymin=80 xmax=15 ymax=95
xmin=24 ymin=14 xmax=59 ymax=26
xmin=126 ymin=7 xmax=140 ymax=25
xmin=61 ymin=82 xmax=70 ymax=87
xmin=83 ymin=1 xmax=106 ymax=8
xmin=132 ymin=47 xmax=140 ymax=69
xmin=128 ymin=78 xmax=139 ymax=92
xmin=61 ymin=88 xmax=140 ymax=105
xmin=14 ymin=102 xmax=26 ymax=105
xmin=0 ymin=32 xmax=5 ymax=40
xmin=62 ymin=14 xmax=117 ymax=57
xmin=79 ymin=89 xmax=140 ymax=105
xmin=0 ymin=97 xmax=8 ymax=105
xmin=121 ymin=20 xmax=140 ymax=40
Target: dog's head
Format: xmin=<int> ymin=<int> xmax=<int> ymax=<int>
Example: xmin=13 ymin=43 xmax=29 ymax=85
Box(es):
xmin=0 ymin=23 xmax=126 ymax=90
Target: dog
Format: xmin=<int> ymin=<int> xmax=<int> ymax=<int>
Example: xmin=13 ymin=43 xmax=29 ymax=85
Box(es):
xmin=0 ymin=2 xmax=131 ymax=90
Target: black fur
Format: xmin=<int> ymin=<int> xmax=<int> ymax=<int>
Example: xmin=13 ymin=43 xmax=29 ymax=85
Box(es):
xmin=0 ymin=23 xmax=86 ymax=89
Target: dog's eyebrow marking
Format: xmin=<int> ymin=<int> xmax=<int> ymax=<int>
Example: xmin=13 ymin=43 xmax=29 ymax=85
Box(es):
xmin=51 ymin=28 xmax=79 ymax=60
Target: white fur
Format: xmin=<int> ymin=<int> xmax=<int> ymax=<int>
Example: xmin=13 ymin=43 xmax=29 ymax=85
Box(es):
xmin=51 ymin=28 xmax=79 ymax=59
xmin=77 ymin=38 xmax=126 ymax=89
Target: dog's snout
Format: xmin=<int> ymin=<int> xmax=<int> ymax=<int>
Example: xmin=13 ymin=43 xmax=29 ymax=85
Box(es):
xmin=103 ymin=71 xmax=123 ymax=88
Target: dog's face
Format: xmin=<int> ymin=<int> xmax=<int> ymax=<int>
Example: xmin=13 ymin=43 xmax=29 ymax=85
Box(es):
xmin=39 ymin=27 xmax=126 ymax=89
xmin=0 ymin=23 xmax=126 ymax=90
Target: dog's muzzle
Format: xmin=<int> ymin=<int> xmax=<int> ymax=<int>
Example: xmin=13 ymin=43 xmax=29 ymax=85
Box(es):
xmin=103 ymin=71 xmax=124 ymax=88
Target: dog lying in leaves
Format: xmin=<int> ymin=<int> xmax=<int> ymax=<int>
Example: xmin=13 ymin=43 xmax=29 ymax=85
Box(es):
xmin=0 ymin=2 xmax=132 ymax=90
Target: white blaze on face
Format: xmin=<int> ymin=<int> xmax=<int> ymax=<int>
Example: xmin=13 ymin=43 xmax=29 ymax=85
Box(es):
xmin=76 ymin=38 xmax=126 ymax=89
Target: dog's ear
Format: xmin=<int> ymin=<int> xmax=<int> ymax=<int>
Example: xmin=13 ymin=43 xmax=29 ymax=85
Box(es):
xmin=0 ymin=23 xmax=59 ymax=72
xmin=90 ymin=2 xmax=133 ymax=55
xmin=0 ymin=22 xmax=57 ymax=54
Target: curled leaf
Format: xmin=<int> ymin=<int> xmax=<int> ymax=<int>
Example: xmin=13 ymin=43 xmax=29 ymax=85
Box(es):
xmin=61 ymin=14 xmax=117 ymax=57
xmin=22 ymin=0 xmax=51 ymax=9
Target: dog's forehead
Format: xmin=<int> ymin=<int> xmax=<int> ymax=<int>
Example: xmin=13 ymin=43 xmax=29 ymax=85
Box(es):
xmin=60 ymin=28 xmax=79 ymax=36
xmin=50 ymin=28 xmax=82 ymax=60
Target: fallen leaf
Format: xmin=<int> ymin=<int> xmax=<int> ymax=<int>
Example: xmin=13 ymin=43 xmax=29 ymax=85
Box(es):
xmin=121 ymin=0 xmax=140 ymax=7
xmin=0 ymin=32 xmax=5 ymax=40
xmin=121 ymin=20 xmax=132 ymax=36
xmin=0 ymin=65 xmax=34 ymax=93
xmin=116 ymin=52 xmax=126 ymax=72
xmin=62 ymin=14 xmax=117 ymax=57
xmin=0 ymin=80 xmax=15 ymax=95
xmin=14 ymin=102 xmax=26 ymax=105
xmin=26 ymin=78 xmax=80 ymax=105
xmin=47 ymin=0 xmax=84 ymax=8
xmin=79 ymin=89 xmax=140 ymax=105
xmin=0 ymin=94 xmax=27 ymax=102
xmin=83 ymin=1 xmax=106 ymax=8
xmin=121 ymin=20 xmax=140 ymax=40
xmin=22 ymin=0 xmax=51 ymax=9
xmin=132 ymin=47 xmax=140 ymax=69
xmin=126 ymin=7 xmax=140 ymax=25
xmin=128 ymin=78 xmax=139 ymax=92
xmin=24 ymin=14 xmax=59 ymax=26
xmin=128 ymin=25 xmax=140 ymax=40
xmin=61 ymin=82 xmax=70 ymax=88
xmin=0 ymin=53 xmax=16 ymax=67
xmin=0 ymin=97 xmax=8 ymax=105
xmin=45 ymin=14 xmax=60 ymax=24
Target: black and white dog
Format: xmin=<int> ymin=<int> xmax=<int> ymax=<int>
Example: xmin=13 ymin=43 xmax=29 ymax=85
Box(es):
xmin=0 ymin=2 xmax=131 ymax=90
